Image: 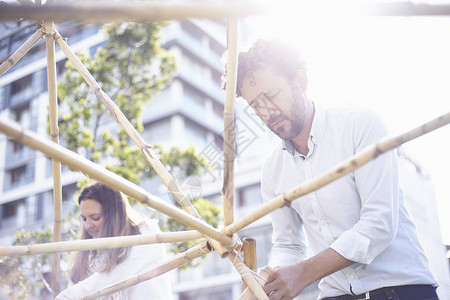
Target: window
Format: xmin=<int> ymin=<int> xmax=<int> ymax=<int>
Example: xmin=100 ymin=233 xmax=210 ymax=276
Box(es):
xmin=237 ymin=184 xmax=261 ymax=207
xmin=4 ymin=163 xmax=34 ymax=191
xmin=1 ymin=198 xmax=26 ymax=229
xmin=11 ymin=74 xmax=32 ymax=95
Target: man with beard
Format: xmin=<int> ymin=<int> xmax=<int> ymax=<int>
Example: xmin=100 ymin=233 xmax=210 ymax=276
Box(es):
xmin=222 ymin=39 xmax=439 ymax=300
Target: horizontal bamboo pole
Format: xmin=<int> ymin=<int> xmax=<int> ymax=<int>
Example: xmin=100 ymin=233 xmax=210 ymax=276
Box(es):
xmin=0 ymin=119 xmax=234 ymax=247
xmin=238 ymin=266 xmax=274 ymax=300
xmin=0 ymin=2 xmax=261 ymax=22
xmin=81 ymin=241 xmax=212 ymax=300
xmin=223 ymin=111 xmax=450 ymax=236
xmin=229 ymin=250 xmax=268 ymax=300
xmin=0 ymin=29 xmax=45 ymax=76
xmin=0 ymin=231 xmax=203 ymax=256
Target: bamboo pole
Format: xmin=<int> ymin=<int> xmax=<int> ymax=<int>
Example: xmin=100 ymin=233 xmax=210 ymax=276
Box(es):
xmin=0 ymin=2 xmax=261 ymax=22
xmin=81 ymin=241 xmax=212 ymax=300
xmin=242 ymin=237 xmax=257 ymax=290
xmin=222 ymin=0 xmax=239 ymax=227
xmin=43 ymin=20 xmax=62 ymax=296
xmin=52 ymin=29 xmax=200 ymax=220
xmin=0 ymin=29 xmax=45 ymax=76
xmin=229 ymin=250 xmax=268 ymax=300
xmin=223 ymin=111 xmax=450 ymax=236
xmin=238 ymin=266 xmax=274 ymax=300
xmin=0 ymin=230 xmax=203 ymax=256
xmin=0 ymin=119 xmax=235 ymax=247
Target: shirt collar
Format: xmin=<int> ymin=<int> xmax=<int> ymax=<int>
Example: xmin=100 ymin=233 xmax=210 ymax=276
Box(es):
xmin=281 ymin=102 xmax=326 ymax=156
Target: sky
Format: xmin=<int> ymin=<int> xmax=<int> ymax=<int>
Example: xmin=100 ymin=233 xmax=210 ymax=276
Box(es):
xmin=243 ymin=1 xmax=450 ymax=244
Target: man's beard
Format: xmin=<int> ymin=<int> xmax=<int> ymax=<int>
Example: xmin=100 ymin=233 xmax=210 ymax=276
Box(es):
xmin=267 ymin=87 xmax=305 ymax=140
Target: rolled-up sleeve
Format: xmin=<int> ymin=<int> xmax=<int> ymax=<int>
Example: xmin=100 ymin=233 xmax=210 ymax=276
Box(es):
xmin=330 ymin=110 xmax=400 ymax=265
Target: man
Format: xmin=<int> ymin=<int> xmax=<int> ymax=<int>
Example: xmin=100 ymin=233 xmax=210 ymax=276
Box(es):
xmin=222 ymin=39 xmax=438 ymax=300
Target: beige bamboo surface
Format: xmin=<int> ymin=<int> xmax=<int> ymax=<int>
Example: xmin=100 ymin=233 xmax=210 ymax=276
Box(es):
xmin=44 ymin=20 xmax=62 ymax=296
xmin=0 ymin=119 xmax=235 ymax=247
xmin=222 ymin=0 xmax=239 ymax=228
xmin=223 ymin=111 xmax=450 ymax=236
xmin=0 ymin=28 xmax=45 ymax=76
xmin=81 ymin=241 xmax=212 ymax=300
xmin=229 ymin=250 xmax=268 ymax=300
xmin=0 ymin=230 xmax=203 ymax=256
xmin=238 ymin=266 xmax=274 ymax=300
xmin=0 ymin=2 xmax=260 ymax=22
xmin=52 ymin=29 xmax=201 ymax=220
xmin=242 ymin=237 xmax=257 ymax=290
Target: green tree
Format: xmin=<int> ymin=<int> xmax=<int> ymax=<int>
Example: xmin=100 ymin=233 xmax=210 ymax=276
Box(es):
xmin=0 ymin=21 xmax=221 ymax=298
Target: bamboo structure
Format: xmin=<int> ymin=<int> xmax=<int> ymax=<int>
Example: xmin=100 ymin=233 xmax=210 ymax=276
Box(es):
xmin=1 ymin=1 xmax=450 ymax=299
xmin=0 ymin=230 xmax=203 ymax=256
xmin=44 ymin=19 xmax=62 ymax=296
xmin=81 ymin=241 xmax=212 ymax=300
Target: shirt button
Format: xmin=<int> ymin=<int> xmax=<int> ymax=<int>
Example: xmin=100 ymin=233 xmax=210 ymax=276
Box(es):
xmin=321 ymin=219 xmax=326 ymax=225
xmin=349 ymin=275 xmax=355 ymax=281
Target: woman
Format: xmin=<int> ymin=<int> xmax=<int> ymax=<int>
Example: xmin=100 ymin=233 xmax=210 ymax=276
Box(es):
xmin=56 ymin=182 xmax=173 ymax=299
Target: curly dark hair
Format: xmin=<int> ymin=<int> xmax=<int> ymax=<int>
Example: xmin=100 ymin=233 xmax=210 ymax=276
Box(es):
xmin=221 ymin=39 xmax=306 ymax=98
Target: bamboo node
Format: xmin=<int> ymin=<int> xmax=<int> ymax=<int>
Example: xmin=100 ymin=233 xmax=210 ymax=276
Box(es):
xmin=282 ymin=195 xmax=291 ymax=207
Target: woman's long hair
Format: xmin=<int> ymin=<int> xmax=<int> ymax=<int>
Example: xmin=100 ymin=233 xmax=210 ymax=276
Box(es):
xmin=69 ymin=182 xmax=141 ymax=284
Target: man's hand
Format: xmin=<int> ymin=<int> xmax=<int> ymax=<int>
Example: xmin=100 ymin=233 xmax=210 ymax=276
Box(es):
xmin=262 ymin=264 xmax=306 ymax=300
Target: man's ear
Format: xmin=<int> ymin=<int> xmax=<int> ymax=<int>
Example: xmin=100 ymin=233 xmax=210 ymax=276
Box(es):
xmin=296 ymin=70 xmax=308 ymax=93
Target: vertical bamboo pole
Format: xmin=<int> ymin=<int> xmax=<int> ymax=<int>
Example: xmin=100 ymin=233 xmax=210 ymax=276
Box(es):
xmin=222 ymin=0 xmax=239 ymax=227
xmin=44 ymin=20 xmax=62 ymax=297
xmin=0 ymin=29 xmax=45 ymax=76
xmin=52 ymin=30 xmax=200 ymax=219
xmin=242 ymin=237 xmax=257 ymax=290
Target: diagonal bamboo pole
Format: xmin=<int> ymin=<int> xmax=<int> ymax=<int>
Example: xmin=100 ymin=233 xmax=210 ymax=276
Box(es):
xmin=223 ymin=111 xmax=450 ymax=236
xmin=229 ymin=250 xmax=268 ymax=300
xmin=0 ymin=2 xmax=261 ymax=22
xmin=238 ymin=266 xmax=274 ymax=300
xmin=0 ymin=28 xmax=45 ymax=76
xmin=0 ymin=119 xmax=235 ymax=247
xmin=52 ymin=29 xmax=200 ymax=219
xmin=81 ymin=241 xmax=212 ymax=300
xmin=222 ymin=0 xmax=239 ymax=227
xmin=53 ymin=29 xmax=236 ymax=257
xmin=0 ymin=230 xmax=203 ymax=256
xmin=43 ymin=19 xmax=62 ymax=297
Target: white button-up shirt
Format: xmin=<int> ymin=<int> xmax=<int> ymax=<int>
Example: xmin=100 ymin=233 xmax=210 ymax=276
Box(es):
xmin=262 ymin=104 xmax=437 ymax=299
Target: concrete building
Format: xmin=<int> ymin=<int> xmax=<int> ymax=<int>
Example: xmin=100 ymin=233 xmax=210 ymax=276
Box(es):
xmin=1 ymin=14 xmax=449 ymax=300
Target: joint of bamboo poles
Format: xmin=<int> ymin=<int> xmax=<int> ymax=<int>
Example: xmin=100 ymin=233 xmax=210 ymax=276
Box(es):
xmin=222 ymin=111 xmax=450 ymax=236
xmin=238 ymin=266 xmax=274 ymax=300
xmin=0 ymin=28 xmax=45 ymax=76
xmin=0 ymin=119 xmax=234 ymax=247
xmin=80 ymin=241 xmax=212 ymax=300
xmin=0 ymin=230 xmax=204 ymax=257
xmin=229 ymin=250 xmax=268 ymax=300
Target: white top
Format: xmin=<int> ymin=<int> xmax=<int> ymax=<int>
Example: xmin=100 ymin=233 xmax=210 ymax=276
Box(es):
xmin=262 ymin=104 xmax=438 ymax=299
xmin=56 ymin=220 xmax=173 ymax=300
